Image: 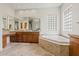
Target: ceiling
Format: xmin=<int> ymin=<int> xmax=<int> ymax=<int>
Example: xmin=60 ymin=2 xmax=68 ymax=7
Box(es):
xmin=8 ymin=3 xmax=62 ymax=10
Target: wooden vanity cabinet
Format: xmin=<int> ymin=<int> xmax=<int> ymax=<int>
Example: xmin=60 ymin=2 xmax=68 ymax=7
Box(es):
xmin=10 ymin=32 xmax=16 ymax=42
xmin=10 ymin=32 xmax=39 ymax=43
xmin=2 ymin=35 xmax=7 ymax=48
xmin=69 ymin=35 xmax=79 ymax=56
xmin=22 ymin=32 xmax=30 ymax=42
xmin=15 ymin=32 xmax=23 ymax=42
xmin=10 ymin=34 xmax=15 ymax=42
xmin=22 ymin=32 xmax=39 ymax=43
xmin=32 ymin=32 xmax=39 ymax=43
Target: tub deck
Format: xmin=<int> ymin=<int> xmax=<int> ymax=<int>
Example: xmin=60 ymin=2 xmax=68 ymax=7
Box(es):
xmin=39 ymin=35 xmax=69 ymax=56
xmin=41 ymin=35 xmax=69 ymax=45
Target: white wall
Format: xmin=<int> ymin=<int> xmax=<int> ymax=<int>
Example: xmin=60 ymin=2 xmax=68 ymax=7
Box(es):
xmin=37 ymin=8 xmax=60 ymax=35
xmin=0 ymin=4 xmax=15 ymax=31
xmin=0 ymin=4 xmax=15 ymax=49
xmin=72 ymin=3 xmax=79 ymax=35
xmin=15 ymin=8 xmax=60 ymax=35
xmin=60 ymin=3 xmax=79 ymax=36
xmin=0 ymin=16 xmax=3 ymax=50
xmin=15 ymin=9 xmax=38 ymax=18
xmin=0 ymin=4 xmax=15 ymax=16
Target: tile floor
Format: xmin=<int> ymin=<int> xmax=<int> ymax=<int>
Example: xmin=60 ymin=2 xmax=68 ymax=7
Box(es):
xmin=0 ymin=43 xmax=53 ymax=56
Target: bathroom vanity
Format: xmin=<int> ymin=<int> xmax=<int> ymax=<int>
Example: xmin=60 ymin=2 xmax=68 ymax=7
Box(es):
xmin=2 ymin=32 xmax=10 ymax=48
xmin=69 ymin=34 xmax=79 ymax=56
xmin=3 ymin=34 xmax=7 ymax=48
xmin=10 ymin=31 xmax=39 ymax=43
xmin=2 ymin=16 xmax=40 ymax=48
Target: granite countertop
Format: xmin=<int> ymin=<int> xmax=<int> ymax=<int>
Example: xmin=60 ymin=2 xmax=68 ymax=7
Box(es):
xmin=14 ymin=29 xmax=39 ymax=32
xmin=69 ymin=34 xmax=79 ymax=39
xmin=3 ymin=32 xmax=15 ymax=36
xmin=10 ymin=30 xmax=39 ymax=32
xmin=3 ymin=31 xmax=39 ymax=36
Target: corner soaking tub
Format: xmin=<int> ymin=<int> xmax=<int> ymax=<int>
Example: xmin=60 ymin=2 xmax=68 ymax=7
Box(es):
xmin=39 ymin=34 xmax=69 ymax=56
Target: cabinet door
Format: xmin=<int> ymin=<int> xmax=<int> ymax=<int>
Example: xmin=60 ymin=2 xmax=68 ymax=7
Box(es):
xmin=27 ymin=33 xmax=33 ymax=43
xmin=16 ymin=32 xmax=22 ymax=42
xmin=22 ymin=34 xmax=28 ymax=42
xmin=32 ymin=32 xmax=39 ymax=43
xmin=10 ymin=36 xmax=14 ymax=42
xmin=70 ymin=38 xmax=79 ymax=56
xmin=3 ymin=35 xmax=7 ymax=48
xmin=72 ymin=42 xmax=79 ymax=56
xmin=23 ymin=32 xmax=33 ymax=43
xmin=32 ymin=36 xmax=38 ymax=43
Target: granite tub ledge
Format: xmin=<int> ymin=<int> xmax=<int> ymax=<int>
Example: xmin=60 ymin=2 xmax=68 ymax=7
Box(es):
xmin=69 ymin=34 xmax=79 ymax=39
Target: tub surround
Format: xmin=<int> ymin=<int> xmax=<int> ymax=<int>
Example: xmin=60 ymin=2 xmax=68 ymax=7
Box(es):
xmin=69 ymin=34 xmax=79 ymax=56
xmin=69 ymin=34 xmax=79 ymax=39
xmin=41 ymin=35 xmax=69 ymax=45
xmin=39 ymin=35 xmax=69 ymax=56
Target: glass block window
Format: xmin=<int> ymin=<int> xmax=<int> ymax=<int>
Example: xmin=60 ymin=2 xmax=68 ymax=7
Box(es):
xmin=63 ymin=5 xmax=72 ymax=32
xmin=48 ymin=15 xmax=57 ymax=31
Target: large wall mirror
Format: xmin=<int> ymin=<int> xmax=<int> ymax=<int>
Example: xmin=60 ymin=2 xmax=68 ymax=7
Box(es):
xmin=2 ymin=16 xmax=15 ymax=31
xmin=28 ymin=17 xmax=40 ymax=31
xmin=14 ymin=17 xmax=40 ymax=31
